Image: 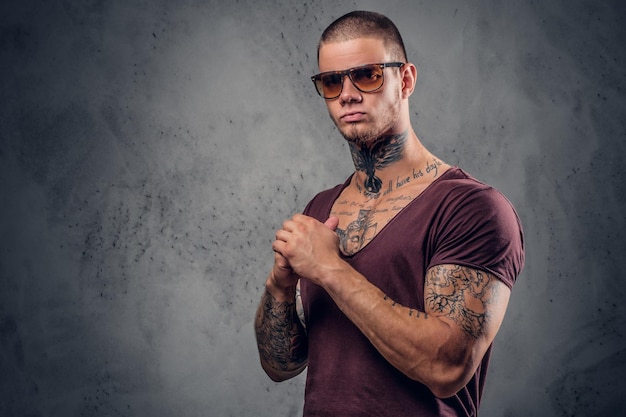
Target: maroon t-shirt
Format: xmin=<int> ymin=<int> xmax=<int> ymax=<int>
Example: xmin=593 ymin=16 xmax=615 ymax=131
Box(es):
xmin=300 ymin=167 xmax=525 ymax=417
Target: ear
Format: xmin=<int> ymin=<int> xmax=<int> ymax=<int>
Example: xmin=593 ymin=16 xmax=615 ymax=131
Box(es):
xmin=400 ymin=63 xmax=418 ymax=99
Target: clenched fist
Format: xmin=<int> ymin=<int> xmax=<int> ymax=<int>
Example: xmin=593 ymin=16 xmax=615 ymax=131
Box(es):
xmin=272 ymin=214 xmax=341 ymax=286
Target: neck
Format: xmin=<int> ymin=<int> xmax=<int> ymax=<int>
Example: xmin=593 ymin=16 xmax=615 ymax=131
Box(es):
xmin=348 ymin=129 xmax=409 ymax=194
xmin=348 ymin=129 xmax=439 ymax=197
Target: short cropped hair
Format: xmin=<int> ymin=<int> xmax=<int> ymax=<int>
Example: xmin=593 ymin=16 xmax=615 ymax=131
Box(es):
xmin=318 ymin=11 xmax=408 ymax=63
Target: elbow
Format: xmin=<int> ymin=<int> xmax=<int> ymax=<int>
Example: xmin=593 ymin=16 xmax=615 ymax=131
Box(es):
xmin=260 ymin=360 xmax=307 ymax=383
xmin=266 ymin=371 xmax=290 ymax=383
xmin=422 ymin=364 xmax=474 ymax=399
xmin=262 ymin=362 xmax=285 ymax=382
xmin=403 ymin=356 xmax=472 ymax=399
xmin=428 ymin=380 xmax=465 ymax=399
xmin=414 ymin=336 xmax=479 ymax=398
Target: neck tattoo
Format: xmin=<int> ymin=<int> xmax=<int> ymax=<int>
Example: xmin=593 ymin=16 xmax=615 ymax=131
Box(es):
xmin=349 ymin=130 xmax=408 ymax=194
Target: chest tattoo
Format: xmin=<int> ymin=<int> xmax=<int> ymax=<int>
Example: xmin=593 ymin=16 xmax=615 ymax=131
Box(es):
xmin=336 ymin=209 xmax=378 ymax=255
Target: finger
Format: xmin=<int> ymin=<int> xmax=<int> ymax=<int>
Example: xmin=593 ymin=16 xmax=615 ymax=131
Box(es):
xmin=273 ymin=250 xmax=292 ymax=269
xmin=272 ymin=239 xmax=286 ymax=254
xmin=291 ymin=213 xmax=306 ymax=221
xmin=275 ymin=229 xmax=290 ymax=243
xmin=291 ymin=213 xmax=314 ymax=225
xmin=324 ymin=216 xmax=339 ymax=231
xmin=274 ymin=245 xmax=288 ymax=262
xmin=281 ymin=219 xmax=297 ymax=233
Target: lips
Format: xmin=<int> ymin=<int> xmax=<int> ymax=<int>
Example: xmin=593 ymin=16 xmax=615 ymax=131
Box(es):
xmin=340 ymin=111 xmax=366 ymax=123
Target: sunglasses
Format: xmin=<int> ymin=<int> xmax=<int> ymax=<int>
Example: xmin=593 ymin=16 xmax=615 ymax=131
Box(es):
xmin=311 ymin=62 xmax=405 ymax=99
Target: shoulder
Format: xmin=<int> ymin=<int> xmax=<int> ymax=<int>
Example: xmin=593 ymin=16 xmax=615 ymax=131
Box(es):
xmin=428 ymin=168 xmax=525 ymax=288
xmin=431 ymin=168 xmax=519 ymax=217
xmin=432 ymin=167 xmax=495 ymax=196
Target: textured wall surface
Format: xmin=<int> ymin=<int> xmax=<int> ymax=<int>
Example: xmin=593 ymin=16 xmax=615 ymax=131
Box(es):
xmin=1 ymin=0 xmax=625 ymax=416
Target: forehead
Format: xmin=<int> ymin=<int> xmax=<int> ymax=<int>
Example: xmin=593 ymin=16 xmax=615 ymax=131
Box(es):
xmin=318 ymin=38 xmax=388 ymax=72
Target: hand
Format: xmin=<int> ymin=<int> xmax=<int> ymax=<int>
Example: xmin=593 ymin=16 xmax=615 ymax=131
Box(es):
xmin=267 ymin=250 xmax=299 ymax=297
xmin=272 ymin=214 xmax=341 ymax=285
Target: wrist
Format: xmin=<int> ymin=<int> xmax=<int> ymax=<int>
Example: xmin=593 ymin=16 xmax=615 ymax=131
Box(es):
xmin=315 ymin=257 xmax=349 ymax=288
xmin=265 ymin=273 xmax=297 ymax=302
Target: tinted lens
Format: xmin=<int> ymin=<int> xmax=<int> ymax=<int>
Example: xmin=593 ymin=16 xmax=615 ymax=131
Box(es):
xmin=351 ymin=65 xmax=384 ymax=91
xmin=319 ymin=73 xmax=343 ymax=98
xmin=312 ymin=63 xmax=399 ymax=98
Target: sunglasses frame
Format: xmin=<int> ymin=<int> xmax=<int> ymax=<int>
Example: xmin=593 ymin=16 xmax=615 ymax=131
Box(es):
xmin=311 ymin=62 xmax=405 ymax=99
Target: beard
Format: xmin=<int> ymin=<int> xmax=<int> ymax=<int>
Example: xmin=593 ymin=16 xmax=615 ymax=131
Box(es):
xmin=333 ymin=91 xmax=402 ymax=147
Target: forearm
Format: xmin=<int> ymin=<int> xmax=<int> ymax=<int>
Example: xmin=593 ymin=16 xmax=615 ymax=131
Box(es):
xmin=320 ymin=261 xmax=472 ymax=396
xmin=254 ymin=281 xmax=308 ymax=382
xmin=271 ymin=214 xmax=504 ymax=396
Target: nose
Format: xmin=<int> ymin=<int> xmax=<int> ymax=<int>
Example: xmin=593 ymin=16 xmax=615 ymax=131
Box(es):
xmin=339 ymin=74 xmax=362 ymax=104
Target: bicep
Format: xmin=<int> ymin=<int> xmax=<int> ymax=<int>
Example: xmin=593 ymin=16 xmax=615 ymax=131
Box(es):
xmin=424 ymin=264 xmax=510 ymax=345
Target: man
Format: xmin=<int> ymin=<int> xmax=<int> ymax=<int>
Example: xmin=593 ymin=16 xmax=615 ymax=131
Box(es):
xmin=255 ymin=10 xmax=524 ymax=416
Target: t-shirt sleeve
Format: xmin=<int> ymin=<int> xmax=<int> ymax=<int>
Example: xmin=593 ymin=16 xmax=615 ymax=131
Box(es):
xmin=428 ymin=187 xmax=525 ymax=289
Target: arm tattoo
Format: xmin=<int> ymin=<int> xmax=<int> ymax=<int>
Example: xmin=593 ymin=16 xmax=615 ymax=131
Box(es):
xmin=349 ymin=130 xmax=407 ymax=194
xmin=383 ymin=295 xmax=429 ymax=319
xmin=255 ymin=289 xmax=307 ymax=372
xmin=425 ymin=265 xmax=497 ymax=339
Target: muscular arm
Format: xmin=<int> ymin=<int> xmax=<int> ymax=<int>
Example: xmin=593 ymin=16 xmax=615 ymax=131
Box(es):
xmin=254 ymin=278 xmax=308 ymax=382
xmin=320 ymin=262 xmax=510 ymax=398
xmin=274 ymin=214 xmax=511 ymax=398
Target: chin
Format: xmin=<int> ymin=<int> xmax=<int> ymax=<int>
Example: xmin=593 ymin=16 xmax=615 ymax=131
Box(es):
xmin=340 ymin=126 xmax=389 ymax=148
xmin=338 ymin=124 xmax=375 ymax=145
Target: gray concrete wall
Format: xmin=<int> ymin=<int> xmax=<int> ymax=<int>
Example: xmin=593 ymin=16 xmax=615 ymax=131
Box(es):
xmin=1 ymin=0 xmax=624 ymax=416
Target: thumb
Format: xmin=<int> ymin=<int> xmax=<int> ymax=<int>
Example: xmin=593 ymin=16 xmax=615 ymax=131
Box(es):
xmin=323 ymin=216 xmax=339 ymax=231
